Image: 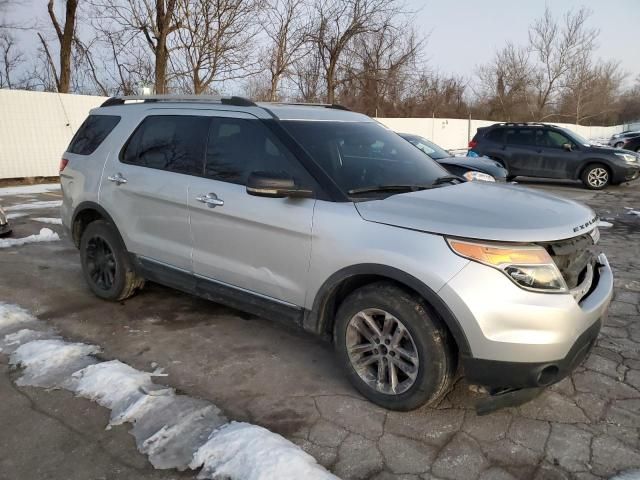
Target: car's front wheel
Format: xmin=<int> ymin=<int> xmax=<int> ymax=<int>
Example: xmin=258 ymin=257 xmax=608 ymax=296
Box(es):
xmin=80 ymin=220 xmax=144 ymax=301
xmin=614 ymin=142 xmax=624 ymax=149
xmin=581 ymin=164 xmax=610 ymax=190
xmin=334 ymin=282 xmax=456 ymax=411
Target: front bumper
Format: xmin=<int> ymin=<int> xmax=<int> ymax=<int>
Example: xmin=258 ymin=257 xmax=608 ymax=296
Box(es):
xmin=612 ymin=163 xmax=640 ymax=183
xmin=439 ymin=253 xmax=613 ymax=389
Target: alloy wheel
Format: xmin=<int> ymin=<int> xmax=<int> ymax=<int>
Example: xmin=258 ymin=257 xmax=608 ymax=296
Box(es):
xmin=587 ymin=167 xmax=608 ymax=188
xmin=345 ymin=308 xmax=419 ymax=395
xmin=85 ymin=236 xmax=117 ymax=290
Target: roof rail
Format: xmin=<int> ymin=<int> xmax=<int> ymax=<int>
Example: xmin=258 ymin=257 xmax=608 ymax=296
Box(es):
xmin=263 ymin=101 xmax=351 ymax=111
xmin=495 ymin=122 xmax=547 ymax=127
xmin=100 ymin=94 xmax=257 ymax=108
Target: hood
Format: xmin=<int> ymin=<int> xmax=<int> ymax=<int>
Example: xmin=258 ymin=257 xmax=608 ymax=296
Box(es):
xmin=354 ymin=181 xmax=597 ymax=242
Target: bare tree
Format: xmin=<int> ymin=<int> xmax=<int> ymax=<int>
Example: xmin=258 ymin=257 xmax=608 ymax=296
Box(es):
xmin=89 ymin=0 xmax=180 ymax=93
xmin=173 ymin=0 xmax=260 ymax=94
xmin=43 ymin=0 xmax=79 ymax=92
xmin=340 ymin=20 xmax=421 ymax=116
xmin=291 ymin=47 xmax=323 ymax=102
xmin=528 ymin=6 xmax=598 ymax=120
xmin=476 ymin=43 xmax=533 ymax=120
xmin=262 ymin=0 xmax=309 ymax=101
xmin=0 ymin=31 xmax=23 ymax=88
xmin=310 ymin=0 xmax=403 ymax=103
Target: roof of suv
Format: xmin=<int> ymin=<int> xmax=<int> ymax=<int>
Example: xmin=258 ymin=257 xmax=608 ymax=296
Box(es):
xmin=96 ymin=95 xmax=372 ymax=123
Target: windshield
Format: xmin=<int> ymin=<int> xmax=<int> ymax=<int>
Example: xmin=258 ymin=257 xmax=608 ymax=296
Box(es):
xmin=281 ymin=121 xmax=448 ymax=195
xmin=560 ymin=128 xmax=591 ymax=146
xmin=403 ymin=135 xmax=450 ymax=160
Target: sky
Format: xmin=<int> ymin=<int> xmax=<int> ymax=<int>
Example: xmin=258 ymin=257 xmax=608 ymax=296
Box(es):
xmin=409 ymin=0 xmax=640 ymax=85
xmin=4 ymin=0 xmax=640 ymax=88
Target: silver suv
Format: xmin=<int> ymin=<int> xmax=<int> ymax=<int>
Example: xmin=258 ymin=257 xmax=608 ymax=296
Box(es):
xmin=60 ymin=95 xmax=613 ymax=413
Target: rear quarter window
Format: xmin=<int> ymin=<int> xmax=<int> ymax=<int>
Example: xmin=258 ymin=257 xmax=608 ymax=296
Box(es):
xmin=68 ymin=115 xmax=121 ymax=155
xmin=485 ymin=129 xmax=505 ymax=143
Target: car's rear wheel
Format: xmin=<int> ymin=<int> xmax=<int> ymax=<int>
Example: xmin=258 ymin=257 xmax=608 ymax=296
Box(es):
xmin=80 ymin=220 xmax=144 ymax=301
xmin=334 ymin=282 xmax=456 ymax=411
xmin=581 ymin=164 xmax=610 ymax=190
xmin=614 ymin=142 xmax=624 ymax=148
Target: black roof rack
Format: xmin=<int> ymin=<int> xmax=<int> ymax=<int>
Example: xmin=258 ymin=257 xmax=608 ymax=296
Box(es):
xmin=492 ymin=122 xmax=548 ymax=127
xmin=100 ymin=94 xmax=257 ymax=108
xmin=260 ymin=101 xmax=351 ymax=111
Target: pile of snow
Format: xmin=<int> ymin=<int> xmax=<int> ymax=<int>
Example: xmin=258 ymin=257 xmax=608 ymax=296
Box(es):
xmin=0 ymin=183 xmax=60 ymax=196
xmin=0 ymin=302 xmax=40 ymax=335
xmin=0 ymin=228 xmax=59 ymax=248
xmin=32 ymin=217 xmax=63 ymax=225
xmin=6 ymin=212 xmax=27 ymax=220
xmin=611 ymin=470 xmax=640 ymax=480
xmin=5 ymin=200 xmax=62 ymax=211
xmin=10 ymin=339 xmax=99 ymax=389
xmin=191 ymin=422 xmax=339 ymax=480
xmin=3 ymin=303 xmax=340 ymax=480
xmin=598 ymin=221 xmax=613 ymax=228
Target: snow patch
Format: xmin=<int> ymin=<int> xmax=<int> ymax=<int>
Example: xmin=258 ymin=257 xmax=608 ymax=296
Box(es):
xmin=5 ymin=200 xmax=62 ymax=211
xmin=6 ymin=212 xmax=27 ymax=220
xmin=0 ymin=328 xmax=60 ymax=355
xmin=10 ymin=339 xmax=100 ymax=389
xmin=598 ymin=221 xmax=613 ymax=227
xmin=627 ymin=210 xmax=640 ymax=217
xmin=0 ymin=183 xmax=60 ymax=196
xmin=0 ymin=302 xmax=40 ymax=335
xmin=0 ymin=228 xmax=59 ymax=248
xmin=191 ymin=422 xmax=340 ymax=480
xmin=611 ymin=470 xmax=640 ymax=480
xmin=32 ymin=217 xmax=63 ymax=225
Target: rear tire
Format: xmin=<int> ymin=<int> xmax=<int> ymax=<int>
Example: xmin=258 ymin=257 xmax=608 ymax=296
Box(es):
xmin=80 ymin=220 xmax=144 ymax=301
xmin=614 ymin=142 xmax=624 ymax=149
xmin=581 ymin=164 xmax=610 ymax=190
xmin=334 ymin=282 xmax=457 ymax=411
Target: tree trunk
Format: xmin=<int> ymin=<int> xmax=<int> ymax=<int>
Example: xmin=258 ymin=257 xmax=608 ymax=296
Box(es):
xmin=58 ymin=0 xmax=77 ymax=92
xmin=155 ymin=35 xmax=167 ymax=94
xmin=326 ymin=62 xmax=336 ymax=104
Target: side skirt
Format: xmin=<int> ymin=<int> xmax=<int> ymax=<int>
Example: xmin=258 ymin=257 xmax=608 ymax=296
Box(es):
xmin=132 ymin=255 xmax=305 ymax=327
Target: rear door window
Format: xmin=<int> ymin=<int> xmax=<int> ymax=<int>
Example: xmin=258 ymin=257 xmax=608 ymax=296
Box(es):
xmin=204 ymin=117 xmax=312 ymax=186
xmin=121 ymin=115 xmax=209 ymax=175
xmin=485 ymin=129 xmax=505 ymax=143
xmin=506 ymin=128 xmax=536 ymax=146
xmin=68 ymin=115 xmax=120 ymax=155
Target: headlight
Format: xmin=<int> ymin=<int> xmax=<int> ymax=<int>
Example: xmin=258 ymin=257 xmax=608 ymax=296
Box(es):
xmin=615 ymin=152 xmax=637 ymax=163
xmin=463 ymin=171 xmax=495 ymax=182
xmin=447 ymin=238 xmax=567 ymax=293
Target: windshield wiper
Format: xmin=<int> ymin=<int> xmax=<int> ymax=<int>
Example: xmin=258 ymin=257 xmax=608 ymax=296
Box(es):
xmin=431 ymin=175 xmax=464 ymax=186
xmin=347 ymin=184 xmax=427 ymax=195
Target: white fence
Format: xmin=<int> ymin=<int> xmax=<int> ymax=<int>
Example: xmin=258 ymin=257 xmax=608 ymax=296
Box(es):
xmin=0 ymin=89 xmax=637 ymax=179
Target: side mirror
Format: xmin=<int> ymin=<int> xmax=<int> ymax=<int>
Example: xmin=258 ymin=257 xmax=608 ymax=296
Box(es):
xmin=246 ymin=171 xmax=313 ymax=198
xmin=562 ymin=143 xmax=572 ymax=151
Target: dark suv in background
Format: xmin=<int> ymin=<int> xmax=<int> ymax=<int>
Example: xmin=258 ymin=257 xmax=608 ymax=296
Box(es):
xmin=469 ymin=122 xmax=640 ymax=189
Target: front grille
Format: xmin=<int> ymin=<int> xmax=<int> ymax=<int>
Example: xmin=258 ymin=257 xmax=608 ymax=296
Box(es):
xmin=541 ymin=233 xmax=597 ymax=289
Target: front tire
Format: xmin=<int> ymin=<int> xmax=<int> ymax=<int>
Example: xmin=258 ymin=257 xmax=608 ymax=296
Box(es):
xmin=614 ymin=142 xmax=624 ymax=149
xmin=581 ymin=164 xmax=610 ymax=190
xmin=80 ymin=220 xmax=144 ymax=301
xmin=334 ymin=282 xmax=456 ymax=411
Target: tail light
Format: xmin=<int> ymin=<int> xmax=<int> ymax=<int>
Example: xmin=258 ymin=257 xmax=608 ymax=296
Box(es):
xmin=59 ymin=157 xmax=69 ymax=173
xmin=468 ymin=139 xmax=478 ymax=149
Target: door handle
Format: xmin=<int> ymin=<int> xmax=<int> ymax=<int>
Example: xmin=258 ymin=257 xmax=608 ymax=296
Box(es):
xmin=196 ymin=193 xmax=224 ymax=208
xmin=107 ymin=173 xmax=127 ymax=185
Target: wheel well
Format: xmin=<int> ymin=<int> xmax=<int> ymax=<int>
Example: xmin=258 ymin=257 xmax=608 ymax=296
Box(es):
xmin=72 ymin=208 xmax=104 ymax=248
xmin=318 ymin=274 xmax=461 ymax=355
xmin=580 ymin=161 xmax=611 ymax=179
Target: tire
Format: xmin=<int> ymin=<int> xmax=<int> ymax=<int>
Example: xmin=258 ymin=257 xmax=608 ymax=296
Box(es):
xmin=614 ymin=142 xmax=624 ymax=149
xmin=334 ymin=282 xmax=457 ymax=411
xmin=506 ymin=175 xmax=516 ymax=182
xmin=80 ymin=220 xmax=144 ymax=301
xmin=581 ymin=163 xmax=610 ymax=190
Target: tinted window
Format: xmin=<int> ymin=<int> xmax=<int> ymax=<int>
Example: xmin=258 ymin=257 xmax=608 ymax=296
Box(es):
xmin=538 ymin=130 xmax=571 ymax=148
xmin=506 ymin=128 xmax=536 ymax=146
xmin=205 ymin=118 xmax=311 ymax=186
xmin=282 ymin=121 xmax=448 ymax=194
xmin=485 ymin=129 xmax=505 ymax=143
xmin=68 ymin=115 xmax=120 ymax=155
xmin=122 ymin=116 xmax=209 ymax=175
